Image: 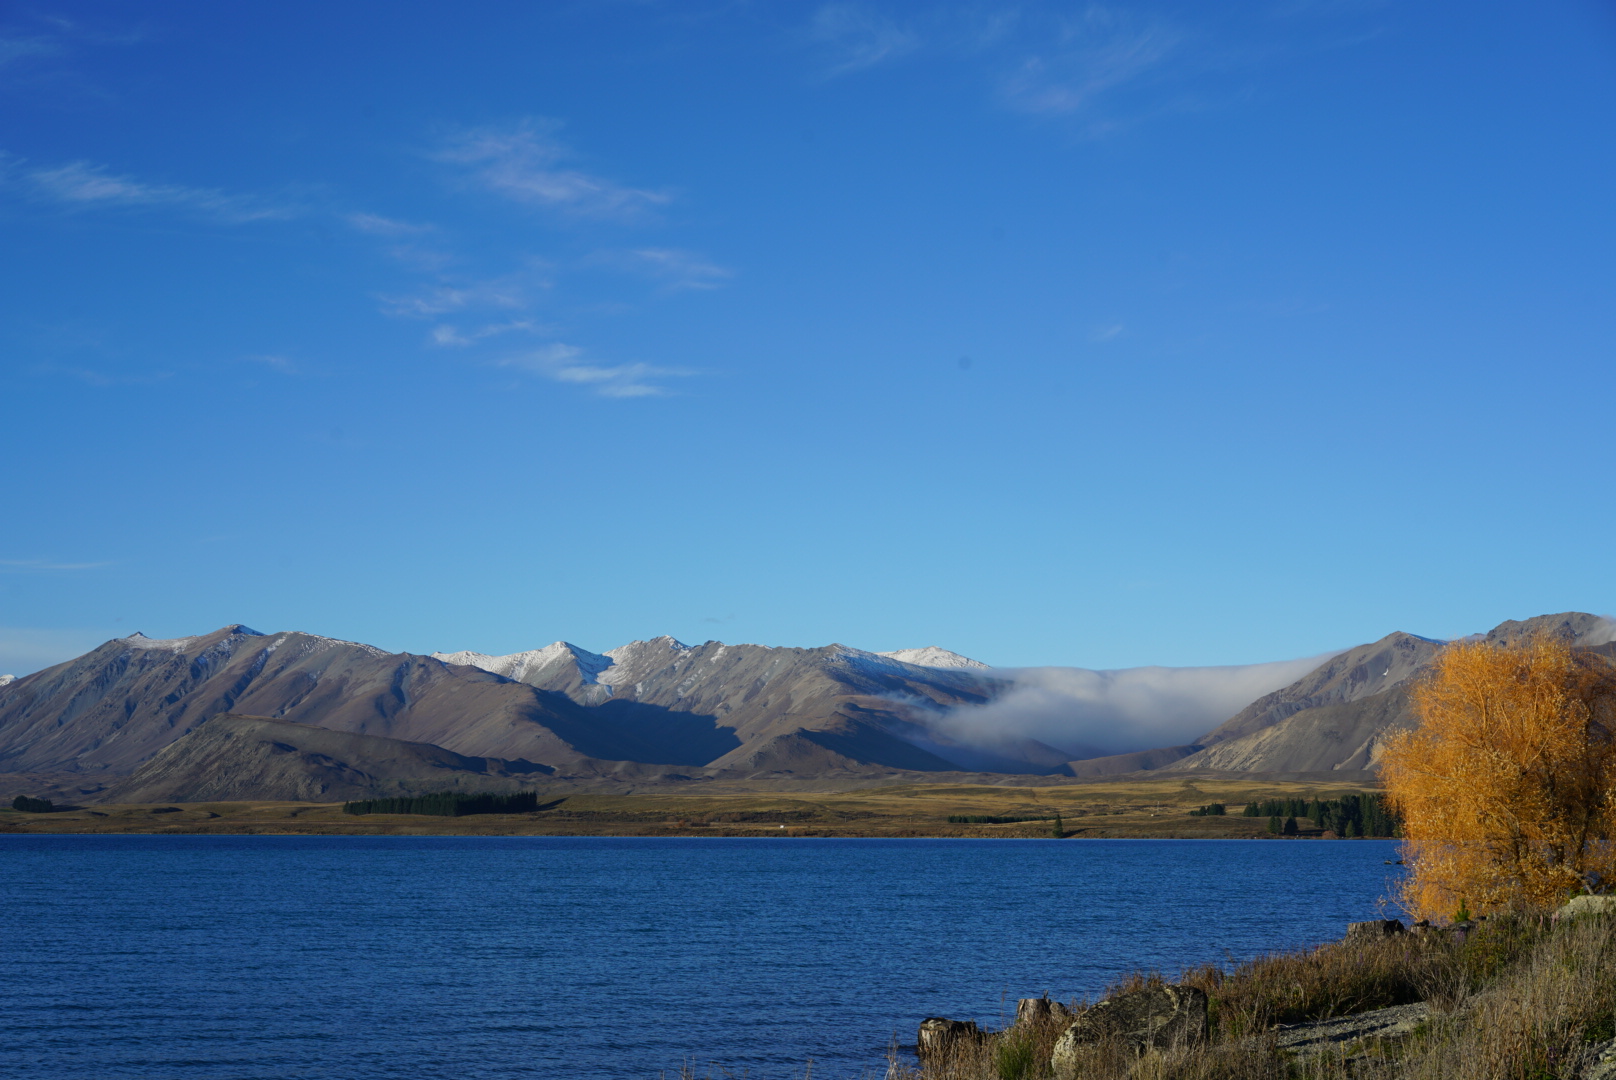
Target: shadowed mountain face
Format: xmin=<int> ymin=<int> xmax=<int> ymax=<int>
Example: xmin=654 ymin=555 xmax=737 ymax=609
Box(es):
xmin=0 ymin=626 xmax=741 ymax=776
xmin=101 ymin=714 xmax=555 ymax=803
xmin=0 ymin=627 xmax=1007 ymax=789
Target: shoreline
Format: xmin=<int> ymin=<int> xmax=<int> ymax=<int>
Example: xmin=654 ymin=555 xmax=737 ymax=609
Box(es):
xmin=0 ymin=780 xmax=1394 ymax=839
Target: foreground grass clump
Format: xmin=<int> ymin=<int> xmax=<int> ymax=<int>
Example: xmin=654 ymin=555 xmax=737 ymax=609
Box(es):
xmin=890 ymin=912 xmax=1616 ymax=1080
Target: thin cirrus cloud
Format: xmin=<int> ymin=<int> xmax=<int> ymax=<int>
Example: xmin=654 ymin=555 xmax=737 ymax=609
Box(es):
xmin=377 ymin=269 xmax=546 ymax=318
xmin=801 ymin=3 xmax=1245 ymax=132
xmin=1000 ymin=9 xmax=1183 ymax=118
xmin=430 ymin=319 xmax=544 ymax=347
xmin=344 ymin=211 xmax=434 ymax=237
xmin=496 ymin=344 xmax=697 ymax=399
xmin=21 ymin=159 xmax=293 ymax=222
xmin=0 ymin=558 xmax=111 ymax=571
xmin=600 ymin=248 xmax=732 ymax=291
xmin=808 ymin=3 xmax=921 ymax=74
xmin=0 ymin=34 xmax=61 ymax=68
xmin=436 ymin=120 xmax=670 ymax=220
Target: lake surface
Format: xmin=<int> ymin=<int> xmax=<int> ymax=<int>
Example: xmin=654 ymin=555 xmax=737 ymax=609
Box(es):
xmin=0 ymin=836 xmax=1402 ymax=1079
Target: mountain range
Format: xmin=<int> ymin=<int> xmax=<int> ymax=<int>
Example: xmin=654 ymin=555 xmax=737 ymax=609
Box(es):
xmin=0 ymin=612 xmax=1609 ymax=803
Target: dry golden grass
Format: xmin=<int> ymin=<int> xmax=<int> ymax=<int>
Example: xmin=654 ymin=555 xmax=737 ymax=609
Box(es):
xmin=0 ymin=777 xmax=1380 ymax=837
xmin=882 ymin=912 xmax=1616 ymax=1080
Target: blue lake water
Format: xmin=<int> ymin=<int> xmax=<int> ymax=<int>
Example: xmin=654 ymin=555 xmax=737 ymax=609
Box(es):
xmin=0 ymin=836 xmax=1402 ymax=1079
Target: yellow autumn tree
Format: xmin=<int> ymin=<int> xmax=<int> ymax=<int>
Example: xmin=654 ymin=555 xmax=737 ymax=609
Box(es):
xmin=1381 ymin=633 xmax=1616 ymax=921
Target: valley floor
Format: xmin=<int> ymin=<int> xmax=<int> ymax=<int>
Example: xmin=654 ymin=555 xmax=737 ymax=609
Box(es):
xmin=0 ymin=777 xmax=1384 ymax=838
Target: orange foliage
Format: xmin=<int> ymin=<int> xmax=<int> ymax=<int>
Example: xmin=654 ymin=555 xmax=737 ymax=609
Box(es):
xmin=1381 ymin=634 xmax=1616 ymax=921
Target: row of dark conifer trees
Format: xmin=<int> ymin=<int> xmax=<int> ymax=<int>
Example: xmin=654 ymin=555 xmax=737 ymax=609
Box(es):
xmin=1244 ymin=793 xmax=1397 ymax=837
xmin=342 ymin=792 xmax=540 ymax=817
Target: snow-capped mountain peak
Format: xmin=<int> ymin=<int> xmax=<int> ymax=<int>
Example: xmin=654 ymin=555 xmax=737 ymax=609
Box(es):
xmin=877 ymin=646 xmax=990 ymax=670
xmin=122 ymin=632 xmax=202 ymax=652
xmin=433 ymin=641 xmax=612 ymax=684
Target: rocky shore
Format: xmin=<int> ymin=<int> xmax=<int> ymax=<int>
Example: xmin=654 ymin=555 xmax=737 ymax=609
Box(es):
xmin=895 ymin=899 xmax=1616 ymax=1079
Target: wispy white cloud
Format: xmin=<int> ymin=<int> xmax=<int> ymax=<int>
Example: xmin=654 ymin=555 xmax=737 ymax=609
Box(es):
xmin=437 ymin=120 xmax=669 ymax=220
xmin=430 ymin=319 xmax=543 ymax=347
xmin=598 ymin=247 xmax=733 ymax=291
xmin=1000 ymin=8 xmax=1182 ymax=118
xmin=23 ymin=160 xmax=293 ymax=222
xmin=0 ymin=558 xmax=111 ymax=571
xmin=344 ymin=211 xmax=433 ymax=236
xmin=798 ymin=3 xmax=1362 ymax=135
xmin=809 ymin=3 xmax=920 ymax=74
xmin=39 ymin=364 xmax=174 ymax=387
xmin=242 ymin=354 xmax=298 ymax=374
xmin=378 ymin=268 xmax=547 ymax=318
xmin=0 ymin=34 xmax=61 ymax=68
xmin=496 ymin=344 xmax=697 ymax=398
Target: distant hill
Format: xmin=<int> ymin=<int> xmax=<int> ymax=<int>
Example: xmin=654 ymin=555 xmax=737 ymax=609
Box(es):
xmin=1 ymin=612 xmax=1609 ymax=801
xmin=0 ymin=627 xmax=1011 ymax=796
xmin=102 ymin=715 xmax=554 ymax=804
xmin=1160 ymin=613 xmax=1615 ymax=774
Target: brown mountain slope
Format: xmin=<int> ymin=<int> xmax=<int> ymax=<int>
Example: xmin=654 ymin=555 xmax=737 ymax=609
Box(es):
xmin=0 ymin=626 xmax=735 ymax=776
xmin=0 ymin=627 xmax=1007 ymax=783
xmin=101 ymin=714 xmax=553 ymax=803
xmin=1166 ymin=612 xmax=1614 ymax=774
xmin=1194 ymin=632 xmax=1441 ymax=748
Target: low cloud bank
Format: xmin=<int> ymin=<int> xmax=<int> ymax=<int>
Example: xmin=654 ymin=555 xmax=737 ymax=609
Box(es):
xmin=931 ymin=654 xmax=1342 ymax=762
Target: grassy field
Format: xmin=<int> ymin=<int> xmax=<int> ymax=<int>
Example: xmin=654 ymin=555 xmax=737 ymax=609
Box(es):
xmin=0 ymin=777 xmax=1384 ymax=837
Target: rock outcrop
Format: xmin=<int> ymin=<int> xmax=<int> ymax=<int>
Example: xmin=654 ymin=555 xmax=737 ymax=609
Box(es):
xmin=1345 ymin=918 xmax=1406 ymax=941
xmin=1273 ymin=1001 xmax=1429 ymax=1062
xmin=1049 ymin=984 xmax=1207 ymax=1077
xmin=915 ymin=1017 xmax=989 ymax=1068
xmin=1015 ymin=996 xmax=1074 ymax=1027
xmin=1555 ymin=896 xmax=1616 ymax=920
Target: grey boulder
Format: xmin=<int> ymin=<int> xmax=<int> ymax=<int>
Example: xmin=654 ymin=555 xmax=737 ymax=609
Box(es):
xmin=1345 ymin=918 xmax=1406 ymax=940
xmin=916 ymin=1017 xmax=988 ymax=1067
xmin=1016 ymin=996 xmax=1074 ymax=1027
xmin=1050 ymin=984 xmax=1207 ymax=1077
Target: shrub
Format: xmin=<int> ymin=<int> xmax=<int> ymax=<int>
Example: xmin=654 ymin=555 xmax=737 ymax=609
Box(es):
xmin=342 ymin=792 xmax=540 ymax=816
xmin=1383 ymin=634 xmax=1616 ymax=919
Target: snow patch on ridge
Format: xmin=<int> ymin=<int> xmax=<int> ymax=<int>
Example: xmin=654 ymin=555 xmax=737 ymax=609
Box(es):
xmin=879 ymin=646 xmax=990 ymax=670
xmin=0 ymin=674 xmax=14 ymax=688
xmin=122 ymin=632 xmax=201 ymax=652
xmin=434 ymin=641 xmax=612 ymax=684
xmin=290 ymin=633 xmax=387 ymax=659
xmin=598 ymin=636 xmax=690 ymax=687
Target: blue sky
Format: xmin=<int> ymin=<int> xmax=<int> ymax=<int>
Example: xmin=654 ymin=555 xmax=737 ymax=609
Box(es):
xmin=2 ymin=1 xmax=1614 ymax=675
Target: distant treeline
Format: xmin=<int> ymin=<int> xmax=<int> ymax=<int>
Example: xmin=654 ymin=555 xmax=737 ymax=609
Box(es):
xmin=946 ymin=814 xmax=1055 ymax=824
xmin=1243 ymin=793 xmax=1397 ymax=837
xmin=1189 ymin=803 xmax=1227 ymax=816
xmin=11 ymin=796 xmax=54 ymax=813
xmin=342 ymin=792 xmax=541 ymax=817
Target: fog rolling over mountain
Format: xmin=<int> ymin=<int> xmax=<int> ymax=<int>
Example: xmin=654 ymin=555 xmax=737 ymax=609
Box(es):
xmin=924 ymin=655 xmax=1342 ymax=766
